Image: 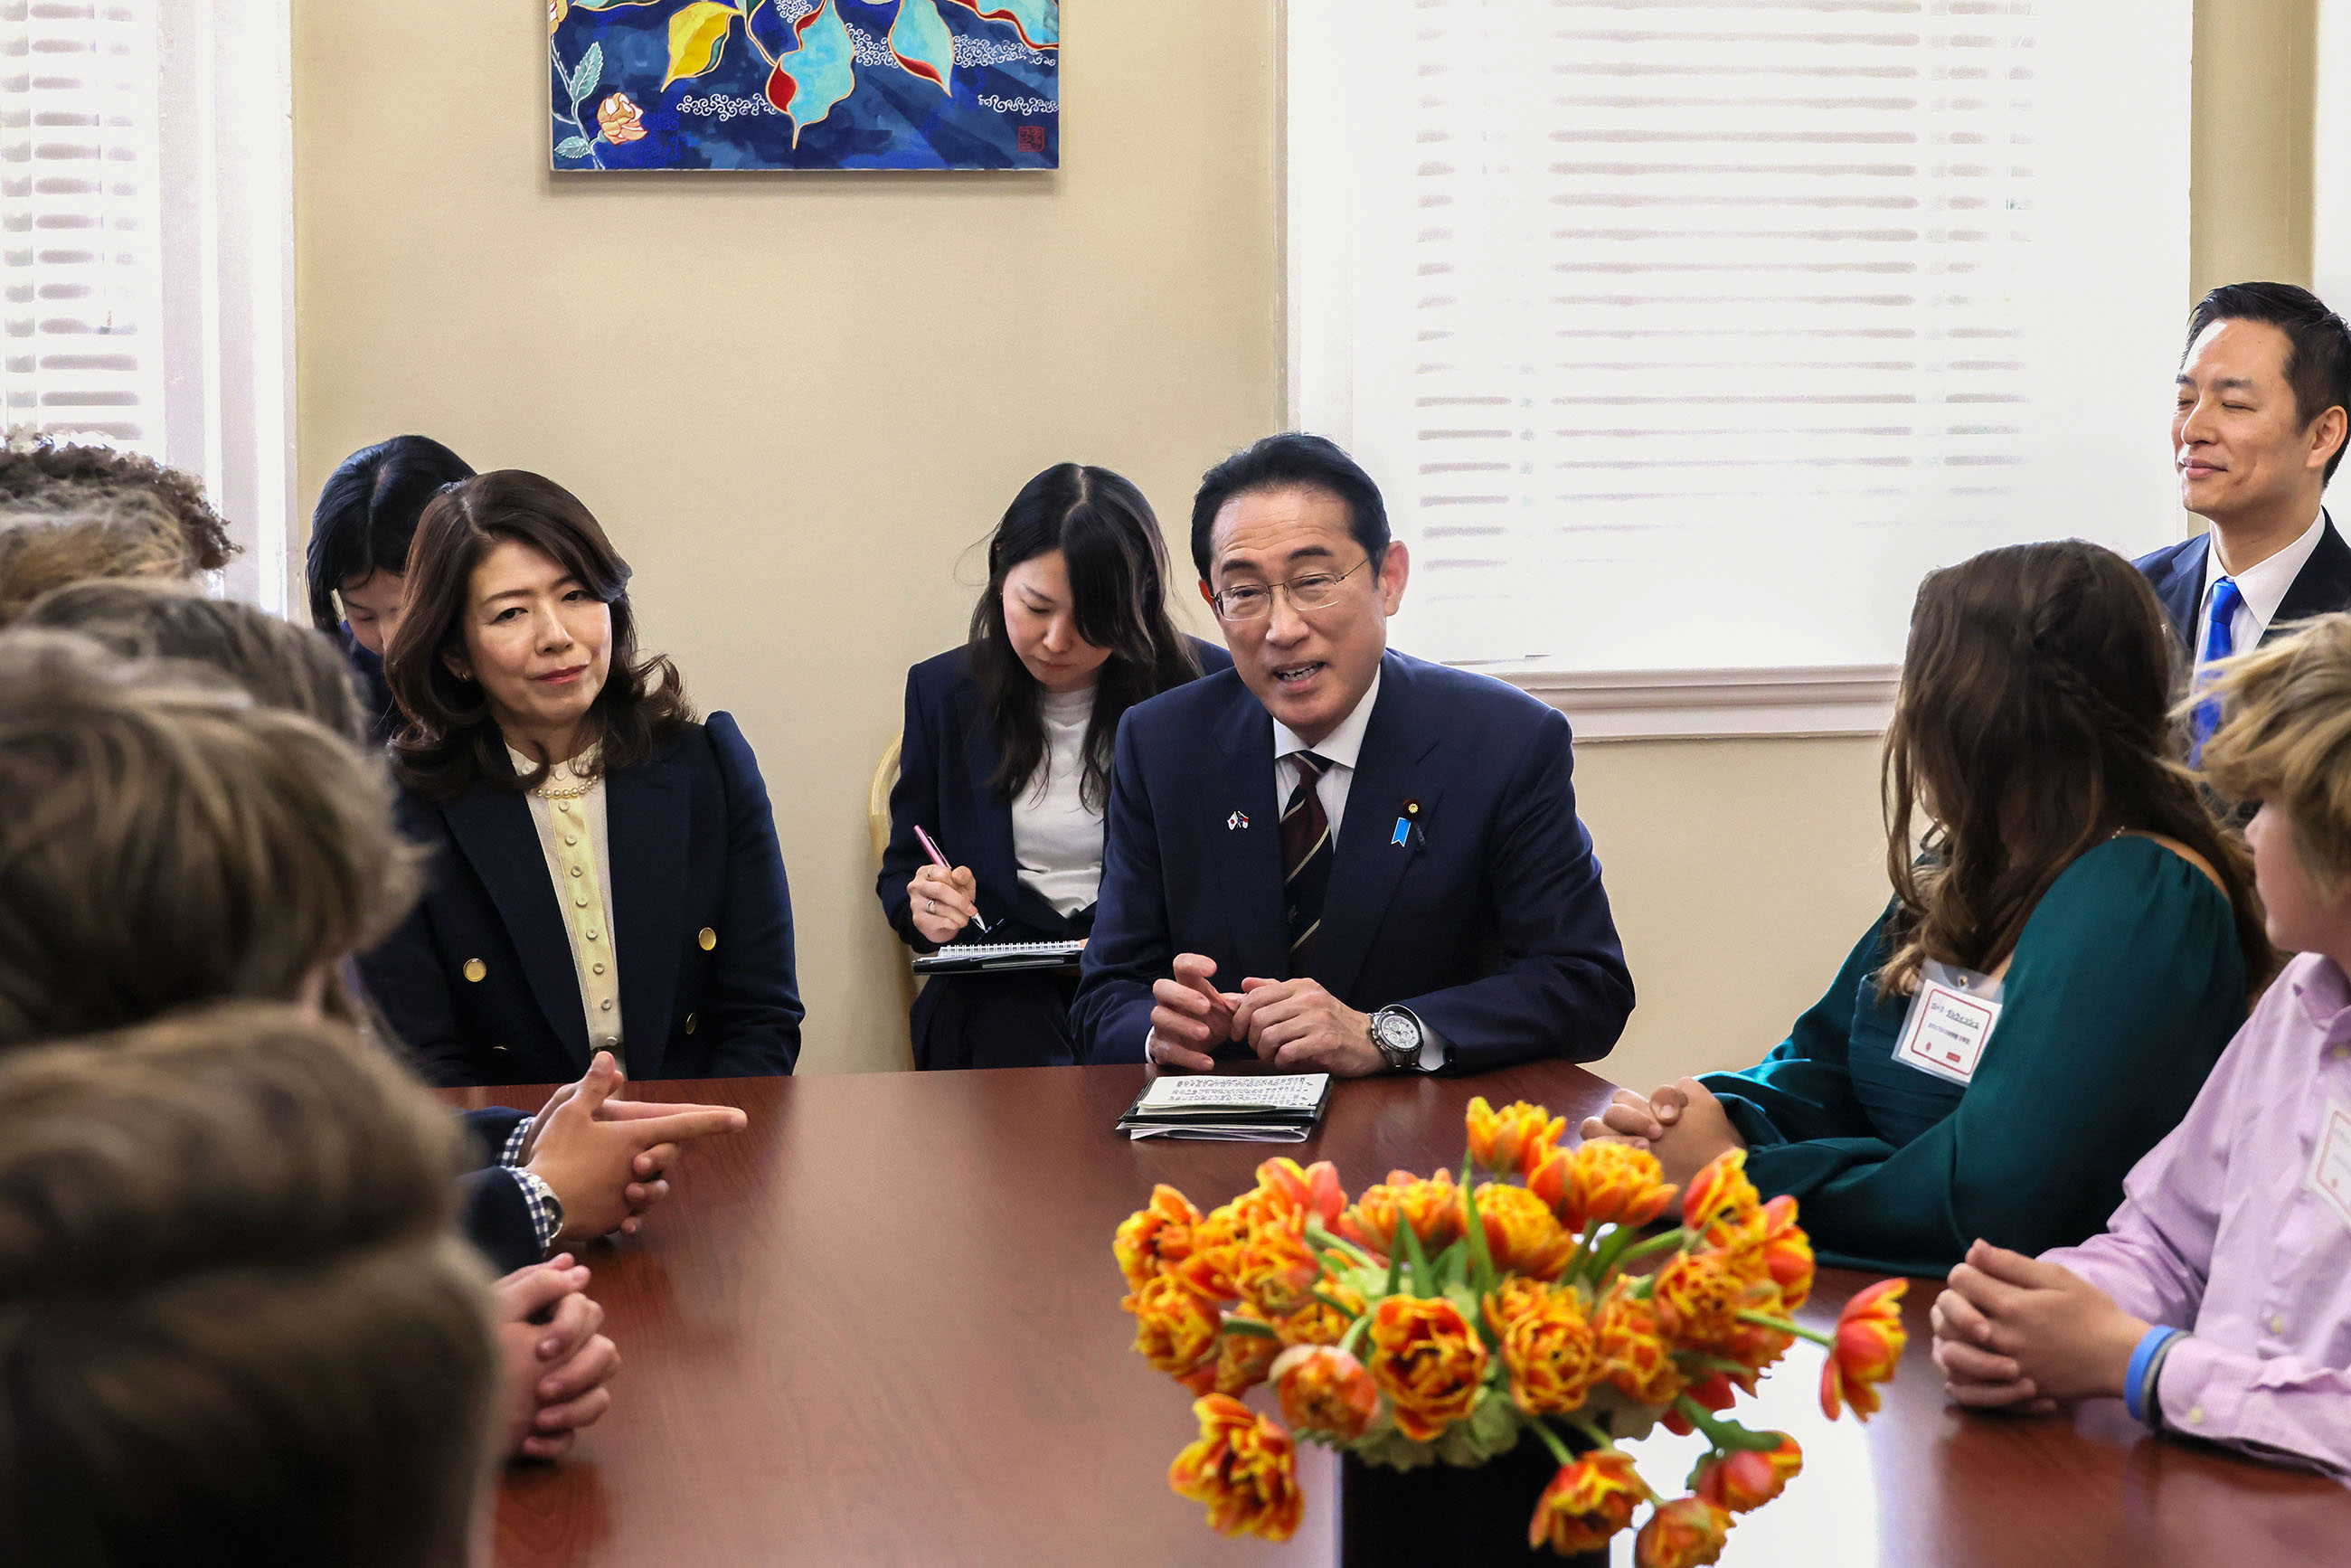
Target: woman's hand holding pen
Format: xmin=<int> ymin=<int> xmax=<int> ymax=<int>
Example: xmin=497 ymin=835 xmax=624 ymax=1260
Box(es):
xmin=909 ymin=863 xmax=980 ymax=945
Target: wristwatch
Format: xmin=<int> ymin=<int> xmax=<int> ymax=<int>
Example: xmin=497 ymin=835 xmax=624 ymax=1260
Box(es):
xmin=1370 ymin=1006 xmax=1432 ymax=1072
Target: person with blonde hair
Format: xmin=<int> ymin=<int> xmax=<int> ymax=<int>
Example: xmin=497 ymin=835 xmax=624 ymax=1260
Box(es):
xmin=0 ymin=487 xmax=194 ymax=626
xmin=1934 ymin=612 xmax=2351 ymax=1478
xmin=0 ymin=628 xmax=745 ymax=1459
xmin=0 ymin=1004 xmax=498 ymax=1566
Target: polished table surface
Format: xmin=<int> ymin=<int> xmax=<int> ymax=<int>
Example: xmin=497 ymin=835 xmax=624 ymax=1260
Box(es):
xmin=447 ymin=1063 xmax=2351 ymax=1566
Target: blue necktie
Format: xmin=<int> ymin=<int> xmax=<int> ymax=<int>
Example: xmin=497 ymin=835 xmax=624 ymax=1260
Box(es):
xmin=2190 ymin=575 xmax=2245 ymax=761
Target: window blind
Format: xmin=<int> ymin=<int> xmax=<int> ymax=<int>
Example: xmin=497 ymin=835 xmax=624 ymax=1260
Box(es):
xmin=0 ymin=0 xmax=165 ymax=451
xmin=1289 ymin=0 xmax=2192 ymax=680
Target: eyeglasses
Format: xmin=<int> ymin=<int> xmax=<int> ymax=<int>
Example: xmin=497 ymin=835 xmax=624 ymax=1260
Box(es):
xmin=1209 ymin=557 xmax=1374 ymax=621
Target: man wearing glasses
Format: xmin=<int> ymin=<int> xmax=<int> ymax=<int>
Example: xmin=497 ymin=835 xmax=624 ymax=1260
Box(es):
xmin=1072 ymin=433 xmax=1633 ymax=1076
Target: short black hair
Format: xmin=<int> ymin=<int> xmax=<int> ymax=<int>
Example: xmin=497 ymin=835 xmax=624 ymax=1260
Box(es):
xmin=304 ymin=435 xmax=476 ymax=632
xmin=2185 ymin=282 xmax=2351 ymax=483
xmin=1188 ymin=432 xmax=1392 ymax=581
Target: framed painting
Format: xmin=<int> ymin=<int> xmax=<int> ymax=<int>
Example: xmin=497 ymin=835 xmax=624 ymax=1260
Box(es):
xmin=548 ymin=0 xmax=1058 ymax=172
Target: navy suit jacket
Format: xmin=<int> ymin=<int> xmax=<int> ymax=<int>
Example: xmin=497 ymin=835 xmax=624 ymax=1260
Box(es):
xmin=457 ymin=1107 xmax=541 ymax=1273
xmin=1072 ymin=650 xmax=1634 ymax=1072
xmin=360 ymin=713 xmax=802 ymax=1087
xmin=877 ymin=638 xmax=1233 ymax=948
xmin=336 ymin=625 xmax=402 ymax=749
xmin=2134 ymin=511 xmax=2351 ymax=655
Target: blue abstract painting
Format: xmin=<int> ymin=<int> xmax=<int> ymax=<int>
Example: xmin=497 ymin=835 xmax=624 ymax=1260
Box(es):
xmin=548 ymin=0 xmax=1058 ymax=172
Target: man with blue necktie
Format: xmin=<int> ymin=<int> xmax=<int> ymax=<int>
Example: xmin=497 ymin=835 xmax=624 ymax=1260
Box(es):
xmin=2138 ymin=283 xmax=2351 ymax=755
xmin=1072 ymin=434 xmax=1633 ymax=1076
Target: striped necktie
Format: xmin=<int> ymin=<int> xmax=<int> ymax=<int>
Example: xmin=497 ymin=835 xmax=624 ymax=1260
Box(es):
xmin=2190 ymin=574 xmax=2245 ymax=762
xmin=1281 ymin=751 xmax=1335 ymax=976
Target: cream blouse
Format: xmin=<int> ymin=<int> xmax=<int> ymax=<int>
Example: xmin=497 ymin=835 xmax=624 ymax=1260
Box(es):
xmin=509 ymin=744 xmax=624 ymax=1069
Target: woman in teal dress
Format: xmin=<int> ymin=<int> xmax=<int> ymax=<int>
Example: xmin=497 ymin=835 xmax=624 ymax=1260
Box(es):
xmin=1582 ymin=542 xmax=2275 ymax=1277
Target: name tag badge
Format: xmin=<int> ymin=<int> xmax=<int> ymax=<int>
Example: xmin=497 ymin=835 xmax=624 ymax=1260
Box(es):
xmin=1892 ymin=960 xmax=2004 ymax=1086
xmin=2307 ymin=1098 xmax=2351 ymax=1232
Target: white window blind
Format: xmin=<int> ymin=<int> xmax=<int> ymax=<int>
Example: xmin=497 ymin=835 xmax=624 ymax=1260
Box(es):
xmin=1289 ymin=0 xmax=2192 ymax=721
xmin=0 ymin=0 xmax=294 ymax=610
xmin=0 ymin=0 xmax=164 ymax=448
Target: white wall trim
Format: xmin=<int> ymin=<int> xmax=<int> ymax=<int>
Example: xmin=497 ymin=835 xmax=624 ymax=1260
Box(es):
xmin=1489 ymin=665 xmax=1896 ymax=742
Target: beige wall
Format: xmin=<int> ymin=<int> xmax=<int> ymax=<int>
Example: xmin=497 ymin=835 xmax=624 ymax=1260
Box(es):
xmin=291 ymin=1 xmax=2315 ymax=1086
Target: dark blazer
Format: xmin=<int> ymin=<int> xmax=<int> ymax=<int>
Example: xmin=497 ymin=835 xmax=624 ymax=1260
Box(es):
xmin=336 ymin=625 xmax=402 ymax=748
xmin=1072 ymin=649 xmax=1634 ymax=1072
xmin=457 ymin=1106 xmax=541 ymax=1274
xmin=359 ymin=713 xmax=802 ymax=1087
xmin=877 ymin=638 xmax=1234 ymax=948
xmin=2135 ymin=511 xmax=2351 ymax=655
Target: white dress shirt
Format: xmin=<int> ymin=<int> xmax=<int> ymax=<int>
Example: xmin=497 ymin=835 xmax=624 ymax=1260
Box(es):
xmin=1011 ymin=685 xmax=1105 ymax=917
xmin=2194 ymin=509 xmax=2330 ymax=662
xmin=1271 ymin=667 xmax=1382 ymax=843
xmin=509 ymin=744 xmax=624 ymax=1068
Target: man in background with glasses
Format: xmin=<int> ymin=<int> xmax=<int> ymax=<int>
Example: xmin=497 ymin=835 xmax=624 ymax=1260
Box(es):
xmin=1072 ymin=433 xmax=1633 ymax=1076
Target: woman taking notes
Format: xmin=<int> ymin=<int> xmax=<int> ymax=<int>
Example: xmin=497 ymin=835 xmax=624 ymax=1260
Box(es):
xmin=879 ymin=463 xmax=1229 ymax=1069
xmin=1581 ymin=542 xmax=2272 ymax=1275
xmin=359 ymin=470 xmax=802 ymax=1086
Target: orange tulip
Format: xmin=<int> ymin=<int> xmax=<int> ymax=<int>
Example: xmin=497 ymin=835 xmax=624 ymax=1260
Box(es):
xmin=1650 ymin=1249 xmax=1747 ymax=1350
xmin=1820 ymin=1278 xmax=1907 ymax=1421
xmin=596 ymin=91 xmax=647 ymax=146
xmin=1695 ymin=1433 xmax=1802 ymax=1514
xmin=1211 ymin=1320 xmax=1282 ymax=1395
xmin=1338 ymin=1167 xmax=1462 ymax=1257
xmin=1532 ymin=1139 xmax=1677 ymax=1233
xmin=1527 ymin=1448 xmax=1646 ymax=1554
xmin=1494 ymin=1281 xmax=1601 ymax=1414
xmin=1364 ymin=1295 xmax=1489 ymax=1441
xmin=1465 ymin=1181 xmax=1576 ymax=1280
xmin=1592 ymin=1283 xmax=1685 ymax=1407
xmin=1466 ymin=1096 xmax=1565 ymax=1176
xmin=1114 ymin=1185 xmax=1204 ymax=1292
xmin=1482 ymin=1273 xmax=1554 ymax=1335
xmin=1276 ymin=1280 xmax=1364 ymax=1347
xmin=1270 ymin=1344 xmax=1381 ymax=1440
xmin=1167 ymin=1394 xmax=1305 ymax=1542
xmin=1176 ymin=1193 xmax=1293 ymax=1304
xmin=1254 ymin=1156 xmax=1345 ymax=1229
xmin=1635 ymin=1496 xmax=1733 ymax=1568
xmin=1680 ymin=1148 xmax=1761 ymax=1235
xmin=1124 ymin=1273 xmax=1222 ymax=1384
xmin=1232 ymin=1224 xmax=1325 ymax=1321
xmin=1756 ymin=1195 xmax=1815 ymax=1311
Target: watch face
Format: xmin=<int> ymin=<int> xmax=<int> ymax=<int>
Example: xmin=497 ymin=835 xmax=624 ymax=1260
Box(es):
xmin=1374 ymin=1013 xmax=1419 ymax=1053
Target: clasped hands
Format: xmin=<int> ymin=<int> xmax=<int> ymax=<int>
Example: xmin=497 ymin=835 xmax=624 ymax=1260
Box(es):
xmin=1147 ymin=953 xmax=1384 ymax=1076
xmin=1929 ymin=1240 xmax=2150 ymax=1413
xmin=1577 ymin=1076 xmax=1746 ymax=1191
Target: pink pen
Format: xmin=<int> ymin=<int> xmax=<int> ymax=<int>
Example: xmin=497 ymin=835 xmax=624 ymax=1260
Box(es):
xmin=913 ymin=825 xmax=991 ymax=935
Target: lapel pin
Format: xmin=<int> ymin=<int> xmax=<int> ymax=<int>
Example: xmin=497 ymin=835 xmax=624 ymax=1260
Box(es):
xmin=1227 ymin=811 xmax=1250 ymax=831
xmin=1402 ymin=798 xmax=1422 ymax=818
xmin=1391 ymin=817 xmax=1411 ymax=847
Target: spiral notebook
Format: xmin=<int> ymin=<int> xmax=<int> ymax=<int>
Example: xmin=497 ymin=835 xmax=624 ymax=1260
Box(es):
xmin=911 ymin=940 xmax=1087 ymax=976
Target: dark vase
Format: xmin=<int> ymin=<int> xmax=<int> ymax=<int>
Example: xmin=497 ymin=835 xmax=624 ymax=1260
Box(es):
xmin=1337 ymin=1431 xmax=1609 ymax=1568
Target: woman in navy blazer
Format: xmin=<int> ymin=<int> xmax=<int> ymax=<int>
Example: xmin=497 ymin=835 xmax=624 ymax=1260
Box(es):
xmin=358 ymin=470 xmax=801 ymax=1087
xmin=880 ymin=463 xmax=1228 ymax=1069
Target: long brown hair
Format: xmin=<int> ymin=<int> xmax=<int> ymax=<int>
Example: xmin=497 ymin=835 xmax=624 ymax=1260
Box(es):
xmin=967 ymin=463 xmax=1203 ymax=809
xmin=385 ymin=470 xmax=692 ymax=801
xmin=1879 ymin=541 xmax=2271 ymax=998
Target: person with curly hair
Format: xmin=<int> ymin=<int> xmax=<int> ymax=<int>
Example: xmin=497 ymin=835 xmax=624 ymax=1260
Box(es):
xmin=0 ymin=425 xmax=237 ymax=572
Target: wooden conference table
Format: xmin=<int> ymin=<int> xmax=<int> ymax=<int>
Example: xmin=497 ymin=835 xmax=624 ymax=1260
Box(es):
xmin=446 ymin=1062 xmax=2351 ymax=1567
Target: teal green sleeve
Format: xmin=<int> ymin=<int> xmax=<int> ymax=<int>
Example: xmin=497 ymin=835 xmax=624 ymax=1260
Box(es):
xmin=1725 ymin=840 xmax=2244 ymax=1277
xmin=1699 ymin=913 xmax=1888 ymax=1147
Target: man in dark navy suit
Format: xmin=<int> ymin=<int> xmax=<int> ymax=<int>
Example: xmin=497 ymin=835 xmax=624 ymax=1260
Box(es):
xmin=1072 ymin=434 xmax=1633 ymax=1076
xmin=2139 ymin=283 xmax=2351 ymax=747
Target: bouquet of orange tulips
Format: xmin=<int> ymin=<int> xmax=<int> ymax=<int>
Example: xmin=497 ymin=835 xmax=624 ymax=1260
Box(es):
xmin=1113 ymin=1097 xmax=1909 ymax=1563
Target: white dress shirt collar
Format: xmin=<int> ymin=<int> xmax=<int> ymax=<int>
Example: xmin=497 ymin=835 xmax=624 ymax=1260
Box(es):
xmin=1270 ymin=666 xmax=1383 ymax=771
xmin=2203 ymin=508 xmax=2329 ymax=635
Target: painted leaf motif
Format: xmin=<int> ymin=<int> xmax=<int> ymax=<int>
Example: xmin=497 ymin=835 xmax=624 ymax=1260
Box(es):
xmin=767 ymin=0 xmax=855 ymax=146
xmin=662 ymin=0 xmax=736 ymax=90
xmin=890 ymin=0 xmax=955 ymax=93
xmin=570 ymin=42 xmax=603 ymax=104
xmin=941 ymin=0 xmax=1057 ymax=50
xmin=554 ymin=136 xmax=593 ymax=159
